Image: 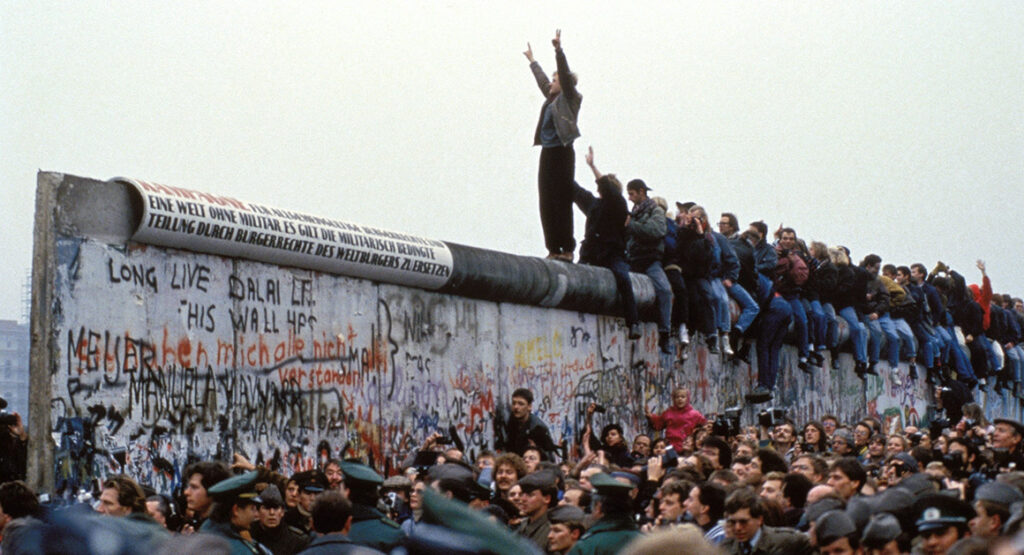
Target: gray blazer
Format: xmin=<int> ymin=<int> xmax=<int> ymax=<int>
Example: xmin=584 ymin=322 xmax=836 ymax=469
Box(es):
xmin=530 ymin=47 xmax=582 ymax=147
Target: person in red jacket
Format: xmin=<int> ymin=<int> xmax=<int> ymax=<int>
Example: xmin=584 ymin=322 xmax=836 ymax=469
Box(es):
xmin=647 ymin=388 xmax=707 ymax=452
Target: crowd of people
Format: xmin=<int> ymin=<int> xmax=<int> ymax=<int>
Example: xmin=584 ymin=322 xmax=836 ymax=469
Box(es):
xmin=5 ymin=387 xmax=1024 ymax=554
xmin=527 ymin=30 xmax=1024 ymax=405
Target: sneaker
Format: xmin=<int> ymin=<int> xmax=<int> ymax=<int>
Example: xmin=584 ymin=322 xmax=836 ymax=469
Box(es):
xmin=678 ymin=327 xmax=691 ymax=347
xmin=677 ymin=348 xmax=689 ymax=363
xmin=798 ymin=357 xmax=812 ymax=375
xmin=891 ymin=369 xmax=902 ymax=386
xmin=628 ymin=323 xmax=642 ymax=340
xmin=746 ymin=386 xmax=773 ymax=404
xmin=721 ymin=334 xmax=734 ymax=357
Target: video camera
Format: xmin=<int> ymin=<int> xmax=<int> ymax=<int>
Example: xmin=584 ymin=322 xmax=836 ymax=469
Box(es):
xmin=712 ymin=407 xmax=742 ymax=437
xmin=758 ymin=407 xmax=787 ymax=429
xmin=0 ymin=397 xmax=18 ymax=427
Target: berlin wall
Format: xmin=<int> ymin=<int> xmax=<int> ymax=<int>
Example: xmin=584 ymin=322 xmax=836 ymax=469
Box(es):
xmin=28 ymin=171 xmax=1019 ymax=496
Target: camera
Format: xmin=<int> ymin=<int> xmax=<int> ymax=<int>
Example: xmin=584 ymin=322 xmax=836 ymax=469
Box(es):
xmin=758 ymin=408 xmax=786 ymax=429
xmin=711 ymin=407 xmax=741 ymax=437
xmin=942 ymin=452 xmax=965 ymax=477
xmin=0 ymin=397 xmax=17 ymax=427
xmin=640 ymin=445 xmax=678 ymax=474
xmin=593 ymin=404 xmax=607 ymax=414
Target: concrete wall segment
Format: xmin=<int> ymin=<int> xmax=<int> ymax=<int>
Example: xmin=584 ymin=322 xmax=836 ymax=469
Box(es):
xmin=29 ymin=171 xmax=1009 ymax=495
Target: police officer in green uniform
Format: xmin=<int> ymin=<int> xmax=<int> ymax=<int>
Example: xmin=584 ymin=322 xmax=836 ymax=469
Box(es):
xmin=199 ymin=470 xmax=272 ymax=555
xmin=341 ymin=462 xmax=405 ymax=552
xmin=567 ymin=473 xmax=640 ymax=555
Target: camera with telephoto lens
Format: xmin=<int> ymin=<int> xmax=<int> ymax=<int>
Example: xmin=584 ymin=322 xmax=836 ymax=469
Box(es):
xmin=712 ymin=407 xmax=742 ymax=437
xmin=758 ymin=407 xmax=787 ymax=429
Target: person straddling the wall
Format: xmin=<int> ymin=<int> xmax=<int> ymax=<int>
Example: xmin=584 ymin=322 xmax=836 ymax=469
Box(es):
xmin=494 ymin=388 xmax=560 ymax=462
xmin=576 ymin=147 xmax=641 ymax=340
xmin=625 ymin=179 xmax=674 ymax=354
xmin=525 ymin=29 xmax=581 ymax=262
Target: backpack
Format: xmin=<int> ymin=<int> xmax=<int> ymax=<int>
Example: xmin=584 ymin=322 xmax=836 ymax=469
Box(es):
xmin=785 ymin=252 xmax=809 ymax=286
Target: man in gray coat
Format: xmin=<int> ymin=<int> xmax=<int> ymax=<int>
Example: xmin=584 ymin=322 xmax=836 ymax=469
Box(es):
xmin=525 ymin=29 xmax=582 ymax=262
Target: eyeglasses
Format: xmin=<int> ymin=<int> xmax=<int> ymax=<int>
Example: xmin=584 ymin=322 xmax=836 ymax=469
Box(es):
xmin=726 ymin=517 xmax=752 ymax=527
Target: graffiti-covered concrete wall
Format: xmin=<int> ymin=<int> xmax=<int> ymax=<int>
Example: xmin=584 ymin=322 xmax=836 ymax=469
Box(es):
xmin=30 ymin=172 xmax=1015 ymax=495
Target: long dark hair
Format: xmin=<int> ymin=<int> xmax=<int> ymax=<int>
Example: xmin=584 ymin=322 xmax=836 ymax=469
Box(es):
xmin=803 ymin=421 xmax=829 ymax=453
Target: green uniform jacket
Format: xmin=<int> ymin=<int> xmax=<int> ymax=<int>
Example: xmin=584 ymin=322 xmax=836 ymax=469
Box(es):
xmin=199 ymin=519 xmax=271 ymax=555
xmin=347 ymin=504 xmax=404 ymax=552
xmin=566 ymin=516 xmax=640 ymax=555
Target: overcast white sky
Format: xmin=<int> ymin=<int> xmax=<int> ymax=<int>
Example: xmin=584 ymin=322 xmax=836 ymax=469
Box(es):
xmin=2 ymin=1 xmax=1022 ymax=322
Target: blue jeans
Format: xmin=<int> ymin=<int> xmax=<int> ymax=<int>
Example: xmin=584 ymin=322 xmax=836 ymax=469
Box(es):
xmin=839 ymin=306 xmax=868 ymax=363
xmin=876 ymin=314 xmax=904 ymax=367
xmin=911 ymin=321 xmax=938 ymax=367
xmin=806 ymin=299 xmax=828 ymax=350
xmin=934 ymin=325 xmax=953 ymax=363
xmin=947 ymin=326 xmax=976 ymax=381
xmin=861 ymin=313 xmax=884 ymax=364
xmin=891 ymin=317 xmax=917 ymax=364
xmin=782 ymin=293 xmax=809 ymax=358
xmin=978 ymin=334 xmax=1003 ymax=372
xmin=636 ymin=261 xmax=673 ymax=333
xmin=710 ymin=278 xmax=731 ymax=334
xmin=727 ymin=282 xmax=759 ymax=334
xmin=607 ymin=257 xmax=639 ymax=327
xmin=1005 ymin=345 xmax=1022 ymax=383
xmin=757 ymin=295 xmax=793 ymax=390
xmin=822 ymin=302 xmax=839 ymax=348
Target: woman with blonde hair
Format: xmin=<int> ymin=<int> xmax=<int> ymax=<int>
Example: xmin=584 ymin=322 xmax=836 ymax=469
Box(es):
xmin=831 ymin=246 xmax=870 ymax=374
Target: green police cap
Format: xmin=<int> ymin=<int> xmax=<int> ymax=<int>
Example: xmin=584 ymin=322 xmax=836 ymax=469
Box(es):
xmin=341 ymin=461 xmax=384 ymax=490
xmin=419 ymin=488 xmax=542 ymax=555
xmin=588 ymin=472 xmax=634 ymax=495
xmin=207 ymin=470 xmax=261 ymax=504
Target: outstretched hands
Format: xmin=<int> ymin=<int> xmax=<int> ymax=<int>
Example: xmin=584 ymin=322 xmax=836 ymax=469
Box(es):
xmin=977 ymin=260 xmax=986 ymax=275
xmin=585 ymin=146 xmax=595 ymax=167
xmin=523 ymin=42 xmax=534 ymax=63
xmin=552 ymin=29 xmax=561 ymax=49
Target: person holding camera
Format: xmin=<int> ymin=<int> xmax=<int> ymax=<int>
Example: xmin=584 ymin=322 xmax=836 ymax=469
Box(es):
xmin=647 ymin=388 xmax=706 ymax=453
xmin=0 ymin=397 xmax=27 ymax=484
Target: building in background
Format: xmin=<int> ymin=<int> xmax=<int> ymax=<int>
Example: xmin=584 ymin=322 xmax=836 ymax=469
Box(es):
xmin=0 ymin=319 xmax=30 ymax=421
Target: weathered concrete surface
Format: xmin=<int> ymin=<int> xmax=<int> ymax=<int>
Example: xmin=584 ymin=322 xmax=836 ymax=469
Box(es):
xmin=31 ymin=172 xmax=1014 ymax=495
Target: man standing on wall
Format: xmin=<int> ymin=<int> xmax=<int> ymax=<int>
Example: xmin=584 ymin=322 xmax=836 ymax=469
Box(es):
xmin=525 ymin=29 xmax=582 ymax=262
